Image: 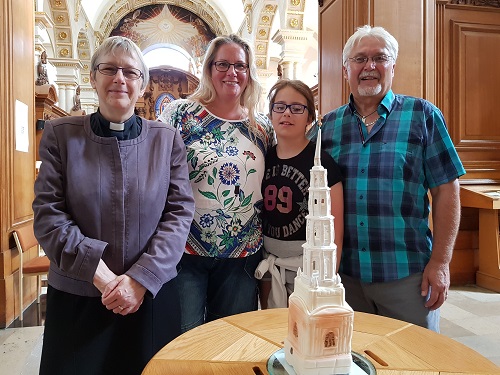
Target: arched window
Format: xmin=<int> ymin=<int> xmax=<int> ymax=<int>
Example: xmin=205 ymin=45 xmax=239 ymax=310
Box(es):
xmin=324 ymin=332 xmax=336 ymax=347
xmin=143 ymin=44 xmax=197 ymax=75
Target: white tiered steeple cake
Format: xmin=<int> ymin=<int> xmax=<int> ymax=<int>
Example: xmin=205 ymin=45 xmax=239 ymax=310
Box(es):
xmin=284 ymin=127 xmax=354 ymax=375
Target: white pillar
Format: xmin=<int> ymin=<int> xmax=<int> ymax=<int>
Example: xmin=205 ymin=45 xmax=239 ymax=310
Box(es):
xmin=57 ymin=85 xmax=68 ymax=111
xmin=81 ymin=86 xmax=98 ymax=114
xmin=51 ymin=58 xmax=84 ymax=112
xmin=281 ymin=61 xmax=293 ymax=80
xmin=66 ymin=86 xmax=75 ymax=113
xmin=272 ymin=29 xmax=314 ymax=81
xmin=257 ymin=70 xmax=273 ymax=113
xmin=293 ymin=61 xmax=303 ymax=80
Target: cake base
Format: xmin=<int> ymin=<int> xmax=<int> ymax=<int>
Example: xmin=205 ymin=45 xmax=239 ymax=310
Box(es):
xmin=267 ymin=349 xmax=376 ymax=375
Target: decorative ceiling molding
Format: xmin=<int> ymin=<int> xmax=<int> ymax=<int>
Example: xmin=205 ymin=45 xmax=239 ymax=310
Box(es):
xmin=76 ymin=30 xmax=92 ymax=86
xmin=49 ymin=0 xmax=74 ymax=59
xmin=76 ymin=30 xmax=91 ymax=60
xmin=281 ymin=0 xmax=307 ymax=31
xmin=96 ymin=0 xmax=230 ymax=44
xmin=254 ymin=1 xmax=278 ymax=70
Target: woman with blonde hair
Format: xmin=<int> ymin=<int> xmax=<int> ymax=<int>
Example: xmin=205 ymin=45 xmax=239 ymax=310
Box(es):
xmin=159 ymin=34 xmax=274 ymax=332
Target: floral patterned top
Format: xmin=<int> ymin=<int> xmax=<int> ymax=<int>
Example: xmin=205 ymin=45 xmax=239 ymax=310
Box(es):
xmin=158 ymin=99 xmax=274 ymax=258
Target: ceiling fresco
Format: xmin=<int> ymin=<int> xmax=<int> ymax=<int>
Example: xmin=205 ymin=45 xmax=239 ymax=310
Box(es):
xmin=110 ymin=4 xmax=216 ymax=60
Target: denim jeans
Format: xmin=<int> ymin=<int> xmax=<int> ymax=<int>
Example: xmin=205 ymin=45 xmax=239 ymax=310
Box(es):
xmin=176 ymin=252 xmax=261 ymax=332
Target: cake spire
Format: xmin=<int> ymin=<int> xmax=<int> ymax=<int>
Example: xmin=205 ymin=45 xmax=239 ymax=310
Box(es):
xmin=314 ymin=116 xmax=322 ymax=167
xmin=284 ymin=114 xmax=354 ymax=375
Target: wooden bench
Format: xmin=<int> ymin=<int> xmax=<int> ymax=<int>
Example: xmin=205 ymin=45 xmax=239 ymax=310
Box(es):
xmin=460 ymin=185 xmax=500 ymax=292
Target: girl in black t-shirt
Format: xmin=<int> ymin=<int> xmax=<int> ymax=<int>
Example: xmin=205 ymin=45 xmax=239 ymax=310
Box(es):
xmin=257 ymin=79 xmax=344 ymax=308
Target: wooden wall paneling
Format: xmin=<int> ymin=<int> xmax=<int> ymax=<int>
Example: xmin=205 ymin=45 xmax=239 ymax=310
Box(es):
xmin=0 ymin=0 xmax=12 ymax=327
xmin=452 ymin=203 xmax=480 ymax=286
xmin=318 ymin=0 xmax=345 ymax=114
xmin=450 ymin=229 xmax=478 ymax=285
xmin=425 ymin=0 xmax=437 ymax=103
xmin=0 ymin=0 xmax=35 ymax=327
xmin=373 ymin=0 xmax=426 ymax=98
xmin=0 ymin=0 xmax=13 ymax=264
xmin=12 ymin=0 xmax=35 ymax=224
xmin=439 ymin=4 xmax=500 ymax=182
xmin=435 ymin=1 xmax=447 ymax=112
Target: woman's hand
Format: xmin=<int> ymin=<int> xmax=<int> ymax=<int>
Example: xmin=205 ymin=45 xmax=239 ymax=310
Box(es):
xmin=101 ymin=275 xmax=147 ymax=315
xmin=93 ymin=259 xmax=117 ymax=294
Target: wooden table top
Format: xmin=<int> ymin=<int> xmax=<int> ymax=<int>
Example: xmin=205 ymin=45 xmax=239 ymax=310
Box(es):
xmin=460 ymin=185 xmax=500 ymax=209
xmin=142 ymin=309 xmax=500 ymax=375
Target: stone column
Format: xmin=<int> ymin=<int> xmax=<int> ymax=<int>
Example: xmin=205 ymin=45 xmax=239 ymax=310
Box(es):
xmin=51 ymin=58 xmax=83 ymax=112
xmin=81 ymin=86 xmax=98 ymax=114
xmin=257 ymin=69 xmax=274 ymax=113
xmin=272 ymin=29 xmax=314 ymax=80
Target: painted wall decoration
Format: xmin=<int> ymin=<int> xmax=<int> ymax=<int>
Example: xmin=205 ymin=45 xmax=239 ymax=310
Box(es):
xmin=110 ymin=4 xmax=216 ymax=62
xmin=156 ymin=92 xmax=176 ymax=119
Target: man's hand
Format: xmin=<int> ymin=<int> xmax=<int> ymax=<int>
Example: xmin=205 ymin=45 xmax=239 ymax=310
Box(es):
xmin=421 ymin=258 xmax=450 ymax=310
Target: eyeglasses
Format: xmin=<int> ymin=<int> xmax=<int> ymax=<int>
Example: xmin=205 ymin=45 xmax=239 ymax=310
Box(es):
xmin=271 ymin=103 xmax=308 ymax=114
xmin=213 ymin=61 xmax=249 ymax=73
xmin=347 ymin=55 xmax=393 ymax=65
xmin=95 ymin=63 xmax=143 ymax=80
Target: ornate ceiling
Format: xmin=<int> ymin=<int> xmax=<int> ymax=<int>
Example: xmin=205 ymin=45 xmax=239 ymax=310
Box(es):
xmin=38 ymin=0 xmax=319 ymax=93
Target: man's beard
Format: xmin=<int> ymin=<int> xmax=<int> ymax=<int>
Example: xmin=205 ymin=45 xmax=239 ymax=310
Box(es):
xmin=358 ymin=84 xmax=382 ymax=96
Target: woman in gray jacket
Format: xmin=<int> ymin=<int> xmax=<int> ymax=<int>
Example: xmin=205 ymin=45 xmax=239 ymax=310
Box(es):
xmin=33 ymin=36 xmax=194 ymax=375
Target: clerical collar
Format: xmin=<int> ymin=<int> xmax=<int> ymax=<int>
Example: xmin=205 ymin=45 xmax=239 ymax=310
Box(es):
xmin=110 ymin=121 xmax=125 ymax=131
xmin=90 ymin=110 xmax=142 ymax=140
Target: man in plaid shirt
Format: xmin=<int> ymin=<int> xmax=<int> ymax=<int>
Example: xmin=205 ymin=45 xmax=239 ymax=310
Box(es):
xmin=316 ymin=25 xmax=465 ymax=331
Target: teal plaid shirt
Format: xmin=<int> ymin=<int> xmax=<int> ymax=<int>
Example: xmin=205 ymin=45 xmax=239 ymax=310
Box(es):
xmin=318 ymin=90 xmax=465 ymax=282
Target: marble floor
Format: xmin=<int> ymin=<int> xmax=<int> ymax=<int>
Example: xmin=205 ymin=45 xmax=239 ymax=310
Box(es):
xmin=1 ymin=285 xmax=499 ymax=374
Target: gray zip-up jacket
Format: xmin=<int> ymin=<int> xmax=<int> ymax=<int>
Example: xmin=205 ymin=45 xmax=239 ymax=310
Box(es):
xmin=33 ymin=115 xmax=194 ymax=297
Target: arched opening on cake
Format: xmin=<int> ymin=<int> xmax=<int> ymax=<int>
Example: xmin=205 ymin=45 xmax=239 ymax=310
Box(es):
xmin=324 ymin=332 xmax=336 ymax=347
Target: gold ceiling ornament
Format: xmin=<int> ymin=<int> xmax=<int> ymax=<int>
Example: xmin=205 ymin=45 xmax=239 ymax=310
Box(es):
xmin=83 ymin=64 xmax=89 ymax=70
xmin=54 ymin=0 xmax=62 ymax=7
xmin=75 ymin=0 xmax=81 ymax=22
xmin=265 ymin=4 xmax=274 ymax=11
xmin=289 ymin=18 xmax=299 ymax=28
xmin=257 ymin=44 xmax=265 ymax=52
xmin=56 ymin=15 xmax=65 ymax=23
xmin=78 ymin=41 xmax=86 ymax=48
xmin=60 ymin=48 xmax=69 ymax=57
xmin=244 ymin=4 xmax=252 ymax=33
xmin=82 ymin=77 xmax=90 ymax=83
xmin=246 ymin=15 xmax=252 ymax=34
xmin=291 ymin=0 xmax=301 ymax=5
xmin=259 ymin=29 xmax=267 ymax=37
xmin=58 ymin=31 xmax=67 ymax=40
xmin=81 ymin=52 xmax=87 ymax=58
xmin=256 ymin=59 xmax=263 ymax=67
xmin=262 ymin=15 xmax=270 ymax=23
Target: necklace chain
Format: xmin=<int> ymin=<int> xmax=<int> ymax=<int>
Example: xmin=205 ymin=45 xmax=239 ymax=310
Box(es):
xmin=363 ymin=118 xmax=378 ymax=127
xmin=355 ymin=108 xmax=378 ymax=127
xmin=356 ymin=108 xmax=377 ymax=121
